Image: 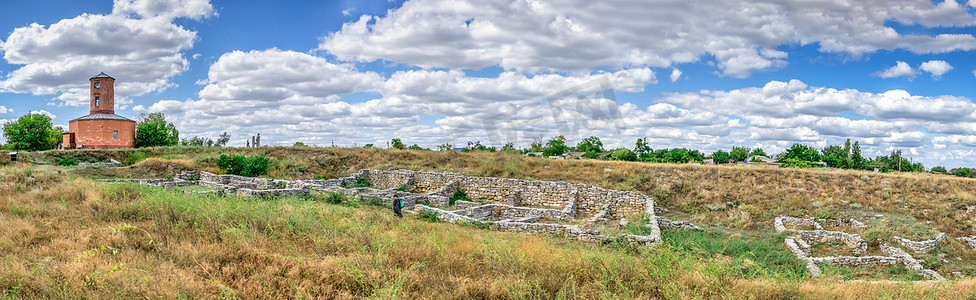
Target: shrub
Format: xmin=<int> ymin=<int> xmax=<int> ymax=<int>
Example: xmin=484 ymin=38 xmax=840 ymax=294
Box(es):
xmin=56 ymin=158 xmax=79 ymax=166
xmin=418 ymin=210 xmax=439 ymax=222
xmin=359 ymin=196 xmax=386 ymax=207
xmin=215 ymin=154 xmax=270 ymax=177
xmin=325 ymin=192 xmax=346 ymax=204
xmin=341 ymin=177 xmax=371 ymax=188
xmin=397 ymin=184 xmax=410 ymax=192
xmin=449 ymin=188 xmax=469 ymax=206
xmin=312 ymin=174 xmax=324 ymax=180
xmin=125 ymin=152 xmax=151 ymax=166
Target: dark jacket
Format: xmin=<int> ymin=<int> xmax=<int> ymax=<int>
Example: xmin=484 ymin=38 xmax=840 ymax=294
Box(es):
xmin=393 ymin=198 xmax=403 ymax=211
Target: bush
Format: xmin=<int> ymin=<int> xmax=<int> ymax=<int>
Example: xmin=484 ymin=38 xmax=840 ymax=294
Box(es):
xmin=215 ymin=154 xmax=270 ymax=177
xmin=397 ymin=184 xmax=410 ymax=192
xmin=931 ymin=166 xmax=947 ymax=174
xmin=56 ymin=158 xmax=78 ymax=166
xmin=418 ymin=210 xmax=439 ymax=222
xmin=125 ymin=152 xmax=151 ymax=166
xmin=359 ymin=196 xmax=386 ymax=207
xmin=341 ymin=177 xmax=371 ymax=188
xmin=449 ymin=188 xmax=469 ymax=206
xmin=325 ymin=192 xmax=346 ymax=204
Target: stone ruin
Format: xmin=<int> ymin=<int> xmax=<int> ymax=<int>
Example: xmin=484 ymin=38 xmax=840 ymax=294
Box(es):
xmin=775 ymin=216 xmax=945 ymax=280
xmin=111 ymin=169 xmax=708 ymax=247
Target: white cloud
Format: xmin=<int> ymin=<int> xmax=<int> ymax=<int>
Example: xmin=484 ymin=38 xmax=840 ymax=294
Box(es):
xmin=112 ymin=0 xmax=215 ymax=20
xmin=28 ymin=109 xmax=56 ymax=120
xmin=875 ymin=61 xmax=919 ymax=79
xmin=0 ymin=1 xmax=209 ymax=106
xmin=0 ymin=105 xmax=10 ymax=114
xmin=321 ymin=0 xmax=976 ymax=77
xmin=670 ymin=69 xmax=682 ymax=83
xmin=919 ymin=60 xmax=953 ymax=79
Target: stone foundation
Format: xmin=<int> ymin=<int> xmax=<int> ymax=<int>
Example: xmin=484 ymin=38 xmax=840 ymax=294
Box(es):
xmin=960 ymin=237 xmax=976 ymax=251
xmin=893 ymin=233 xmax=946 ymax=254
xmin=776 ymin=215 xmax=944 ymax=281
xmin=119 ymin=169 xmax=665 ymax=247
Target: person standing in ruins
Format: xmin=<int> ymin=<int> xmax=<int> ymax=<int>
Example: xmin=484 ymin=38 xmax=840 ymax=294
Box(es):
xmin=392 ymin=194 xmax=403 ymax=218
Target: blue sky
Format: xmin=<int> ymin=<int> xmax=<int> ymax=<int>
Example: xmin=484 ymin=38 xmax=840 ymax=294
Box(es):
xmin=1 ymin=0 xmax=976 ymax=168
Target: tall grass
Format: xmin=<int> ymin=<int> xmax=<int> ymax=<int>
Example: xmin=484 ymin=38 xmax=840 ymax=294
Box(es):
xmin=1 ymin=167 xmax=976 ymax=298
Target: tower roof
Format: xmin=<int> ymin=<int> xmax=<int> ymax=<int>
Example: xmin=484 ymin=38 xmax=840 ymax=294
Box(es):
xmin=90 ymin=72 xmax=114 ymax=80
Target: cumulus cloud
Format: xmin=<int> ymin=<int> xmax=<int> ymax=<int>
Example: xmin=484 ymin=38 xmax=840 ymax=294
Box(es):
xmin=113 ymin=0 xmax=215 ymax=20
xmin=0 ymin=105 xmax=10 ymax=114
xmin=875 ymin=61 xmax=919 ymax=79
xmin=919 ymin=60 xmax=953 ymax=79
xmin=321 ymin=0 xmax=976 ymax=77
xmin=28 ymin=109 xmax=56 ymax=120
xmin=0 ymin=1 xmax=210 ymax=106
xmin=670 ymin=69 xmax=682 ymax=83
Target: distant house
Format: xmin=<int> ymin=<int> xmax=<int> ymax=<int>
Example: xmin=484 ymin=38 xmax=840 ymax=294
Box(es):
xmin=596 ymin=152 xmax=611 ymax=159
xmin=749 ymin=155 xmax=776 ymax=163
xmin=526 ymin=152 xmax=544 ymax=157
xmin=702 ymin=159 xmax=714 ymax=165
xmin=564 ymin=152 xmax=586 ymax=159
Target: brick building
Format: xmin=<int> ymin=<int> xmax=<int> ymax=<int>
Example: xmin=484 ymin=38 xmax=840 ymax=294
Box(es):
xmin=62 ymin=72 xmax=137 ymax=149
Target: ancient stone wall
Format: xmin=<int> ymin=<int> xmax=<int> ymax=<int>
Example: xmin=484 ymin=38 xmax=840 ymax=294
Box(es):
xmin=357 ymin=169 xmax=653 ymax=218
xmin=893 ymin=233 xmax=946 ymax=254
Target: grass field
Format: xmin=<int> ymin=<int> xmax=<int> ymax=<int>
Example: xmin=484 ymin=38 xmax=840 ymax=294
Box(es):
xmin=1 ymin=147 xmax=975 ymax=298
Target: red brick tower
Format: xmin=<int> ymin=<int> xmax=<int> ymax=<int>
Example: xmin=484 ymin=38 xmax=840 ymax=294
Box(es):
xmin=90 ymin=72 xmax=115 ymax=114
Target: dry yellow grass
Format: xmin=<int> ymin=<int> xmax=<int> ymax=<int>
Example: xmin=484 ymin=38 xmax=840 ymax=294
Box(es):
xmin=10 ymin=146 xmax=975 ymax=298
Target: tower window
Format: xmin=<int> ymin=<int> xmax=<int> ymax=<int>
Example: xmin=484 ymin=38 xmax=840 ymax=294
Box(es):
xmin=95 ymin=82 xmax=100 ymax=89
xmin=113 ymin=130 xmax=118 ymax=140
xmin=95 ymin=97 xmax=100 ymax=106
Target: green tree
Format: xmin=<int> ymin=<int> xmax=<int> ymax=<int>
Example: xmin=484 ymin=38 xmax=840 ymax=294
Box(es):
xmin=216 ymin=132 xmax=231 ymax=147
xmin=135 ymin=113 xmax=179 ymax=148
xmin=391 ymin=138 xmax=406 ymax=150
xmin=2 ymin=113 xmax=62 ymax=151
xmin=711 ymin=150 xmax=731 ymax=164
xmin=951 ymin=168 xmax=976 ymax=178
xmin=778 ymin=143 xmax=821 ymax=163
xmin=749 ymin=148 xmax=767 ymax=157
xmin=729 ymin=146 xmax=750 ymax=162
xmin=575 ymin=136 xmax=604 ymax=158
xmin=500 ymin=143 xmax=517 ymax=152
xmin=821 ymin=145 xmax=848 ymax=168
xmin=407 ymin=144 xmax=425 ymax=150
xmin=436 ymin=143 xmax=453 ymax=151
xmin=543 ymin=136 xmax=569 ymax=157
xmin=634 ymin=137 xmax=652 ymax=157
xmin=931 ymin=166 xmax=947 ymax=174
xmin=610 ymin=148 xmax=636 ymax=161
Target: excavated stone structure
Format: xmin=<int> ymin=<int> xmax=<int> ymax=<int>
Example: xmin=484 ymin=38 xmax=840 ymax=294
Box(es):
xmin=115 ymin=169 xmax=686 ymax=247
xmin=775 ymin=216 xmax=944 ymax=281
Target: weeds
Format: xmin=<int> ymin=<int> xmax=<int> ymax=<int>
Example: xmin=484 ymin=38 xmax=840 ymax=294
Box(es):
xmin=418 ymin=210 xmax=439 ymax=222
xmin=449 ymin=188 xmax=469 ymax=206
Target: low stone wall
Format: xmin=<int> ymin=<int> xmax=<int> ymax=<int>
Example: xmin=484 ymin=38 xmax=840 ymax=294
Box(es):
xmin=797 ymin=230 xmax=868 ymax=255
xmin=120 ymin=169 xmax=666 ymax=247
xmin=774 ymin=216 xmax=867 ymax=233
xmin=490 ymin=222 xmax=606 ymax=242
xmin=356 ymin=169 xmax=654 ymax=219
xmin=893 ymin=233 xmax=945 ymax=254
xmin=656 ymin=216 xmax=702 ymax=231
xmin=774 ymin=216 xmax=823 ymax=232
xmin=960 ymin=237 xmax=976 ymax=251
xmin=776 ymin=215 xmax=944 ymax=281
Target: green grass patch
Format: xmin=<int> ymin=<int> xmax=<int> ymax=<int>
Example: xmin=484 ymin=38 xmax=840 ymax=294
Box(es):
xmin=820 ymin=264 xmax=925 ymax=281
xmin=661 ymin=227 xmax=807 ymax=279
xmin=449 ymin=188 xmax=469 ymax=206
